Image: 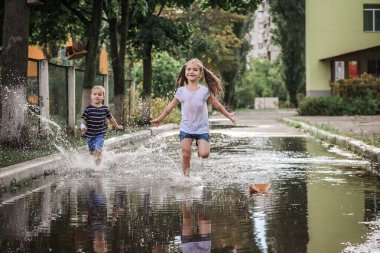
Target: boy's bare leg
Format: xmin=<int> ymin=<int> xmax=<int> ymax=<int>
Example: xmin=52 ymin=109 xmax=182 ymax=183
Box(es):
xmin=94 ymin=150 xmax=102 ymax=165
xmin=197 ymin=139 xmax=210 ymax=158
xmin=181 ymin=138 xmax=193 ymax=176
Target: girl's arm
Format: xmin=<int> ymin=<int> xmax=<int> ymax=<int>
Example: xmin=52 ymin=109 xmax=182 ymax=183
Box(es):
xmin=207 ymin=96 xmax=236 ymax=125
xmin=151 ymin=98 xmax=180 ymax=127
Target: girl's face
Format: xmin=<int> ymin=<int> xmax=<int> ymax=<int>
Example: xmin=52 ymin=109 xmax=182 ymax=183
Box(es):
xmin=91 ymin=89 xmax=104 ymax=105
xmin=185 ymin=61 xmax=202 ymax=83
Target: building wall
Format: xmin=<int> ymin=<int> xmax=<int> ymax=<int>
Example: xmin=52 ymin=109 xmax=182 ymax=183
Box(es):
xmin=306 ymin=0 xmax=380 ymax=96
xmin=247 ymin=0 xmax=280 ymax=63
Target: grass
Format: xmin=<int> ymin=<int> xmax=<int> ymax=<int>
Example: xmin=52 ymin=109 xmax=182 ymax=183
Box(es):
xmin=0 ymin=126 xmax=146 ymax=168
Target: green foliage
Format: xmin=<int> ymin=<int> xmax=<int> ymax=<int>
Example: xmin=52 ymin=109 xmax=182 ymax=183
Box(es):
xmin=236 ymin=59 xmax=287 ymax=108
xmin=268 ymin=0 xmax=305 ymax=106
xmin=297 ymin=95 xmax=380 ymax=116
xmin=297 ymin=96 xmax=345 ymax=116
xmin=178 ymin=4 xmax=259 ymax=107
xmin=299 ymin=74 xmax=380 ymax=116
xmin=124 ymin=83 xmax=181 ymax=126
xmin=201 ymin=0 xmax=261 ymax=14
xmin=331 ymin=74 xmax=380 ymax=99
xmin=131 ymin=0 xmax=194 ymax=55
xmin=133 ymin=52 xmax=184 ymax=99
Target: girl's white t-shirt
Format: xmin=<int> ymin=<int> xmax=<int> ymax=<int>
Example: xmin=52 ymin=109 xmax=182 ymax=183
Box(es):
xmin=175 ymin=85 xmax=210 ymax=134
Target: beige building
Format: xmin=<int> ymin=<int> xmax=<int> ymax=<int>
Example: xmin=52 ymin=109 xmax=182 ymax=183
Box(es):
xmin=306 ymin=0 xmax=380 ymax=96
xmin=247 ymin=0 xmax=280 ymax=63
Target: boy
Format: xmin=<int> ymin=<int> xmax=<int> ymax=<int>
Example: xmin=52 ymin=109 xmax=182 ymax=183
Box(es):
xmin=81 ymin=85 xmax=123 ymax=165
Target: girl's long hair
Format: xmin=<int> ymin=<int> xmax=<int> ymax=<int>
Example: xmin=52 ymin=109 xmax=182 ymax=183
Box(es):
xmin=176 ymin=58 xmax=223 ymax=99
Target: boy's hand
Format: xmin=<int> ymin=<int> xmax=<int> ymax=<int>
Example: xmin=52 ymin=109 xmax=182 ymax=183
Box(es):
xmin=80 ymin=123 xmax=88 ymax=135
xmin=115 ymin=124 xmax=123 ymax=130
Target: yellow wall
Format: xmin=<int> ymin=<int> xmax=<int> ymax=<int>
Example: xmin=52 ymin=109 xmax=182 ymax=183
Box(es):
xmin=28 ymin=45 xmax=46 ymax=60
xmin=99 ymin=47 xmax=109 ymax=75
xmin=306 ymin=0 xmax=380 ymax=96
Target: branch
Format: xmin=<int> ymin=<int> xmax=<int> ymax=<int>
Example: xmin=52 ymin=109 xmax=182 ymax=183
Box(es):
xmin=61 ymin=0 xmax=90 ymax=26
xmin=156 ymin=0 xmax=167 ymax=16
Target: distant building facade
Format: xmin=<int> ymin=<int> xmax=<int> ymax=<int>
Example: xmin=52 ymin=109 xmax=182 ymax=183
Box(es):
xmin=306 ymin=0 xmax=380 ymax=97
xmin=247 ymin=0 xmax=280 ymax=63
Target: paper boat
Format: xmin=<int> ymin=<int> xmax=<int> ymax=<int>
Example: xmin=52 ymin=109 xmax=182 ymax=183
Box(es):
xmin=249 ymin=183 xmax=271 ymax=194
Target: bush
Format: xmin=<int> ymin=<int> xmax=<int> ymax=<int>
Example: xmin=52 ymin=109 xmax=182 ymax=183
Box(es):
xmin=331 ymin=73 xmax=380 ymax=99
xmin=297 ymin=96 xmax=345 ymax=116
xmin=124 ymin=84 xmax=181 ymax=126
xmin=298 ymin=95 xmax=380 ymax=116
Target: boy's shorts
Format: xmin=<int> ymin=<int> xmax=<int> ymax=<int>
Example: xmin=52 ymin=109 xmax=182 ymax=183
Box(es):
xmin=87 ymin=135 xmax=106 ymax=152
xmin=179 ymin=131 xmax=209 ymax=143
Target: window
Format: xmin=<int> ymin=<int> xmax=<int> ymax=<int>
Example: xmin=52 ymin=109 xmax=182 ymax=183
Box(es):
xmin=364 ymin=4 xmax=380 ymax=31
xmin=368 ymin=60 xmax=380 ymax=76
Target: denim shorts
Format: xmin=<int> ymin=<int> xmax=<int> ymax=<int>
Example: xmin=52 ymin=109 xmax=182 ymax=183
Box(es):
xmin=179 ymin=131 xmax=209 ymax=142
xmin=87 ymin=135 xmax=106 ymax=152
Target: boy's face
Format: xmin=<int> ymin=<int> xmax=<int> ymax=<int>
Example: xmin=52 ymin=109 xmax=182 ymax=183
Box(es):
xmin=91 ymin=89 xmax=104 ymax=105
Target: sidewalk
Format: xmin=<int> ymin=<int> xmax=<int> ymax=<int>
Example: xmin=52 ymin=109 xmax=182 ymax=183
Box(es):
xmin=0 ymin=124 xmax=178 ymax=188
xmin=210 ymin=109 xmax=380 ymax=166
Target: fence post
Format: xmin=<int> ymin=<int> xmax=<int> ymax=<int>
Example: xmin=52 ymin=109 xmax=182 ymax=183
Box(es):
xmin=130 ymin=80 xmax=135 ymax=116
xmin=39 ymin=60 xmax=50 ymax=136
xmin=103 ymin=74 xmax=109 ymax=106
xmin=68 ymin=66 xmax=76 ymax=134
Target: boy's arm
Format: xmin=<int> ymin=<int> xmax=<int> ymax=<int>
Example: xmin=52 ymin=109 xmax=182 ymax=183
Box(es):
xmin=151 ymin=98 xmax=180 ymax=127
xmin=109 ymin=116 xmax=123 ymax=130
xmin=207 ymin=96 xmax=236 ymax=125
xmin=80 ymin=118 xmax=88 ymax=134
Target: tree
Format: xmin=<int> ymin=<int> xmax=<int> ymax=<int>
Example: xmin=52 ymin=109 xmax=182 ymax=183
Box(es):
xmin=29 ymin=0 xmax=83 ymax=60
xmin=104 ymin=0 xmax=135 ymax=125
xmin=131 ymin=0 xmax=194 ymax=125
xmin=0 ymin=0 xmax=30 ymax=147
xmin=133 ymin=52 xmax=184 ymax=99
xmin=61 ymin=0 xmax=104 ymax=110
xmin=268 ymin=0 xmax=305 ymax=107
xmin=178 ymin=0 xmax=261 ymax=108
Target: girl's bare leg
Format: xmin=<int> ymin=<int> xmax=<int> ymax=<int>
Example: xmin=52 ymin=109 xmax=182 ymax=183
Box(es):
xmin=197 ymin=139 xmax=210 ymax=158
xmin=181 ymin=138 xmax=193 ymax=176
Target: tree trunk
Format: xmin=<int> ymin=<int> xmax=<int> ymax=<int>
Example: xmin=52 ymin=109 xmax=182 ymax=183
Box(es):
xmin=81 ymin=0 xmax=103 ymax=111
xmin=141 ymin=41 xmax=153 ymax=125
xmin=222 ymin=70 xmax=236 ymax=110
xmin=108 ymin=0 xmax=129 ymax=125
xmin=0 ymin=0 xmax=29 ymax=147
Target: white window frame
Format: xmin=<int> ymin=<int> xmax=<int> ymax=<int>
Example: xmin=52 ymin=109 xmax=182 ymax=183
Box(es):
xmin=364 ymin=5 xmax=380 ymax=32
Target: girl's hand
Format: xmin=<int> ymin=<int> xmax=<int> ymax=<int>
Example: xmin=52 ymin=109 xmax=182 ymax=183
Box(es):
xmin=151 ymin=118 xmax=162 ymax=127
xmin=229 ymin=113 xmax=237 ymax=125
xmin=115 ymin=124 xmax=124 ymax=130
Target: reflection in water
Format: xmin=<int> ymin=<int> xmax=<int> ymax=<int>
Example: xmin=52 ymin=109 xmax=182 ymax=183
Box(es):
xmin=0 ymin=133 xmax=379 ymax=253
xmin=181 ymin=202 xmax=211 ymax=253
xmin=88 ymin=181 xmax=108 ymax=253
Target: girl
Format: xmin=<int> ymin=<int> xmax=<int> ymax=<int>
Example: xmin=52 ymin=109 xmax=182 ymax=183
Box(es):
xmin=151 ymin=58 xmax=236 ymax=176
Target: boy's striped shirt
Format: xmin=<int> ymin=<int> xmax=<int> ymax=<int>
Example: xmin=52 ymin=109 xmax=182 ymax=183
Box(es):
xmin=81 ymin=104 xmax=112 ymax=137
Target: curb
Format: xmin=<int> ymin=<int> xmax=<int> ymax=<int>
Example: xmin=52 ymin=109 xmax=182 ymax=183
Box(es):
xmin=0 ymin=124 xmax=178 ymax=188
xmin=283 ymin=118 xmax=380 ymax=166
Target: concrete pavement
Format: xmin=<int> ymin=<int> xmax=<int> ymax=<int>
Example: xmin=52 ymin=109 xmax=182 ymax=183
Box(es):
xmin=2 ymin=109 xmax=380 ymax=188
xmin=210 ymin=109 xmax=380 ymax=166
xmin=0 ymin=124 xmax=178 ymax=188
